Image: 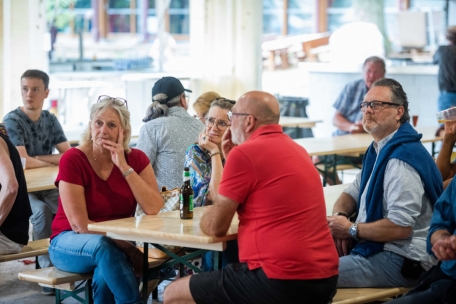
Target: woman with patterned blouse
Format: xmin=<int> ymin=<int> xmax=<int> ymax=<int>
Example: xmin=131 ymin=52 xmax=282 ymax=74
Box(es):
xmin=184 ymin=98 xmax=239 ymax=271
xmin=184 ymin=98 xmax=234 ymax=207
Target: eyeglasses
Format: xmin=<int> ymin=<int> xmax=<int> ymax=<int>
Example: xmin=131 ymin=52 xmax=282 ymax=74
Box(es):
xmin=205 ymin=117 xmax=231 ymax=130
xmin=97 ymin=95 xmax=128 ymax=109
xmin=359 ymin=101 xmax=401 ymax=112
xmin=215 ymin=97 xmax=236 ymax=104
xmin=227 ymin=111 xmax=257 ymax=122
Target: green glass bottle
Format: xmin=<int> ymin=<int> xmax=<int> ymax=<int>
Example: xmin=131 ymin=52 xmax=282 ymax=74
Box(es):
xmin=180 ymin=167 xmax=193 ymax=219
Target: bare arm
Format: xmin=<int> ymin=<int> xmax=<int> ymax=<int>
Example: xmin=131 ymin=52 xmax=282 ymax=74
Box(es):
xmin=124 ymin=164 xmax=163 ymax=215
xmin=59 ymin=181 xmax=98 ymax=234
xmin=206 ymin=153 xmax=223 ymax=201
xmin=198 ymin=133 xmax=223 ymax=202
xmin=332 ymin=192 xmax=358 ymax=217
xmin=15 ymin=146 xmax=52 ymax=169
xmin=328 ymin=216 xmax=412 ymax=242
xmin=103 ymin=128 xmax=163 ymax=214
xmin=0 ymin=138 xmax=18 ymax=227
xmin=333 ymin=111 xmax=365 ymax=134
xmin=436 ymin=121 xmax=456 ymax=181
xmin=35 ymin=141 xmax=72 ymax=166
xmin=200 ymin=194 xmax=239 ymax=237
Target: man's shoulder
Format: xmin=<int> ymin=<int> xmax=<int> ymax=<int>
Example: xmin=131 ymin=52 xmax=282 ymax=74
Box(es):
xmin=3 ymin=108 xmax=23 ymax=120
xmin=344 ymin=78 xmax=365 ymax=89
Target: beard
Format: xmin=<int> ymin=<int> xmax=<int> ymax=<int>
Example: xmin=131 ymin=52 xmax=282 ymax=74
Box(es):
xmin=231 ymin=127 xmax=244 ymax=145
xmin=363 ymin=114 xmax=397 ymax=135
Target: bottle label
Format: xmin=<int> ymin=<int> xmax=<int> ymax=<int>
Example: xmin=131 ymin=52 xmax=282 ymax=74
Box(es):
xmin=180 ymin=194 xmax=194 ymax=212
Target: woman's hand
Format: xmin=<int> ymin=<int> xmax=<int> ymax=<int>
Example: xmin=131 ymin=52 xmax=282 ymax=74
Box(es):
xmin=199 ymin=133 xmax=219 ymax=154
xmin=102 ymin=126 xmax=127 ymax=170
xmin=113 ymin=240 xmax=144 ymax=277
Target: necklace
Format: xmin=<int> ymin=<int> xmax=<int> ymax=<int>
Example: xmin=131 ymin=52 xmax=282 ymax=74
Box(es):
xmin=93 ymin=151 xmax=108 ymax=181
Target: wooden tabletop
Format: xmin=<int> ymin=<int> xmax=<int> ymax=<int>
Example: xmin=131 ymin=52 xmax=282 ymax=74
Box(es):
xmin=88 ymin=207 xmax=238 ymax=251
xmin=24 ymin=166 xmax=59 ymax=192
xmin=295 ymin=126 xmax=441 ymax=156
xmin=279 ymin=116 xmax=322 ymax=128
xmin=88 ymin=184 xmax=348 ymax=250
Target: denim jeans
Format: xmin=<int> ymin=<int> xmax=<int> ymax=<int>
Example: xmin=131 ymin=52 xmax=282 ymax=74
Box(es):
xmin=49 ymin=231 xmax=142 ymax=304
xmin=337 ymin=251 xmax=419 ymax=288
xmin=29 ymin=188 xmax=59 ymax=268
xmin=438 ymin=91 xmax=456 ymax=112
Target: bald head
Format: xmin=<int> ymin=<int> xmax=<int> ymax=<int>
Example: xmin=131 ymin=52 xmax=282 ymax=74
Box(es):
xmin=237 ymin=91 xmax=280 ymax=125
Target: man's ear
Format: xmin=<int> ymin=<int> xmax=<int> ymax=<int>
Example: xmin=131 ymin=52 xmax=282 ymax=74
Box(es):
xmin=44 ymin=89 xmax=50 ymax=99
xmin=244 ymin=115 xmax=256 ymax=133
xmin=396 ymin=106 xmax=405 ymax=122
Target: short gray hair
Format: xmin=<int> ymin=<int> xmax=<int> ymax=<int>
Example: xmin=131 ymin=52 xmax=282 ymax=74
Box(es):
xmin=143 ymin=93 xmax=182 ymax=122
xmin=363 ymin=56 xmax=386 ymax=71
xmin=80 ymin=99 xmax=132 ymax=152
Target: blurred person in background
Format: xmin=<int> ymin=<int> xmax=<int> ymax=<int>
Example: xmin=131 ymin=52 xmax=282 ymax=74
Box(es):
xmin=137 ymin=77 xmax=203 ymax=190
xmin=193 ymin=91 xmax=221 ymax=123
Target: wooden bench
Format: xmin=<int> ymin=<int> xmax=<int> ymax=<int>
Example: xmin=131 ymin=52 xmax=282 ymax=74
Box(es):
xmin=18 ymin=257 xmax=167 ymax=304
xmin=0 ymin=238 xmax=49 ymax=263
xmin=333 ymin=287 xmax=410 ymax=304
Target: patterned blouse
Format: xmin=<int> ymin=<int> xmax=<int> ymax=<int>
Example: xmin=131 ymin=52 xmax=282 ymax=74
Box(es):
xmin=184 ymin=143 xmax=224 ymax=207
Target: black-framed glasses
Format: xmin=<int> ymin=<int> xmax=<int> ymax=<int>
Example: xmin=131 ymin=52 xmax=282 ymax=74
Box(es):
xmin=227 ymin=111 xmax=257 ymax=122
xmin=97 ymin=95 xmax=128 ymax=109
xmin=205 ymin=117 xmax=231 ymax=130
xmin=215 ymin=97 xmax=236 ymax=104
xmin=359 ymin=101 xmax=401 ymax=112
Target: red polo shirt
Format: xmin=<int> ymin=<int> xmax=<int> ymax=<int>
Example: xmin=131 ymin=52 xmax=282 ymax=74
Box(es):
xmin=219 ymin=124 xmax=338 ymax=280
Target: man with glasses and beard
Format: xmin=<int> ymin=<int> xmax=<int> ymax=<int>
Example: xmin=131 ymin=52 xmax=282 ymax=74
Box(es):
xmin=3 ymin=70 xmax=70 ymax=295
xmin=327 ymin=78 xmax=443 ymax=288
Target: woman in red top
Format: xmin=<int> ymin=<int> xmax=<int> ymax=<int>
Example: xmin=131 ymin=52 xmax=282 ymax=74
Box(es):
xmin=49 ymin=96 xmax=163 ymax=304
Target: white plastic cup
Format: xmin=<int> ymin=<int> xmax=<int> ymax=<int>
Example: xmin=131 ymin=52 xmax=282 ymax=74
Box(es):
xmin=436 ymin=108 xmax=456 ymax=123
xmin=20 ymin=158 xmax=26 ymax=170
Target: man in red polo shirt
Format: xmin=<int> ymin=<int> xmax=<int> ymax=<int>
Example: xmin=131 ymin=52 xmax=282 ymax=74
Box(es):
xmin=164 ymin=91 xmax=339 ymax=304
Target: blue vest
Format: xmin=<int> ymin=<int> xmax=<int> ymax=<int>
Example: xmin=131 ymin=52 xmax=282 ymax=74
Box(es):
xmin=352 ymin=122 xmax=443 ymax=257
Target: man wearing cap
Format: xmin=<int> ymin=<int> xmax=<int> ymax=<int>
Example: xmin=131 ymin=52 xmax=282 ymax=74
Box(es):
xmin=137 ymin=76 xmax=203 ymax=191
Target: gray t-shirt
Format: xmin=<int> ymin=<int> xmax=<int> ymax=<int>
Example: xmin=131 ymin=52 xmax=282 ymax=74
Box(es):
xmin=3 ymin=108 xmax=67 ymax=156
xmin=137 ymin=106 xmax=203 ymax=189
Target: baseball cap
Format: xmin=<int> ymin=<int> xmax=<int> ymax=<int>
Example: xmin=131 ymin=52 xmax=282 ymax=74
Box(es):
xmin=152 ymin=77 xmax=192 ymax=104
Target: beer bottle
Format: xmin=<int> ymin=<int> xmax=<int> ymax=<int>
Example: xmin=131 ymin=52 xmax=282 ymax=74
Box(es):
xmin=180 ymin=167 xmax=193 ymax=219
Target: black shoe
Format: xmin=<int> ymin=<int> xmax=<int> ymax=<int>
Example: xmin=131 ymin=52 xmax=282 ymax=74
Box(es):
xmin=42 ymin=287 xmax=55 ymax=295
xmin=148 ymin=267 xmax=176 ymax=280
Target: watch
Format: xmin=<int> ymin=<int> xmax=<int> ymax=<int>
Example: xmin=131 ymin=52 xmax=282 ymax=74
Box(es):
xmin=334 ymin=212 xmax=349 ymax=219
xmin=349 ymin=223 xmax=359 ymax=241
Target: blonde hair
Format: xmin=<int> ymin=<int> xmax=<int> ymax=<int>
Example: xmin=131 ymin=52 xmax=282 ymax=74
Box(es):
xmin=80 ymin=99 xmax=132 ymax=152
xmin=193 ymin=91 xmax=220 ymax=118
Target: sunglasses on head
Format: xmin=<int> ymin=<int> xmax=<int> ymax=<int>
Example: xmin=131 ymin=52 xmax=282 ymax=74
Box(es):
xmin=215 ymin=97 xmax=236 ymax=104
xmin=97 ymin=95 xmax=128 ymax=109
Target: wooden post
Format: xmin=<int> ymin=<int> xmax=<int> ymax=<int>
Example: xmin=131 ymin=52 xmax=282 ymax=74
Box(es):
xmin=399 ymin=0 xmax=410 ymax=10
xmin=99 ymin=0 xmax=108 ymax=39
xmin=282 ymin=0 xmax=288 ymax=36
xmin=130 ymin=0 xmax=136 ymax=34
xmin=316 ymin=0 xmax=328 ymax=32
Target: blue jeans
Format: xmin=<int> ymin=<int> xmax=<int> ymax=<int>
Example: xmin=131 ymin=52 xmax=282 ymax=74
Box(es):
xmin=202 ymin=240 xmax=239 ymax=272
xmin=49 ymin=231 xmax=142 ymax=304
xmin=337 ymin=251 xmax=419 ymax=288
xmin=438 ymin=91 xmax=456 ymax=112
xmin=29 ymin=189 xmax=59 ymax=268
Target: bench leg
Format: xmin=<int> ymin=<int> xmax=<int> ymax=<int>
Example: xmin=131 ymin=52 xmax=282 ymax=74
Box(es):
xmin=54 ymin=280 xmax=92 ymax=304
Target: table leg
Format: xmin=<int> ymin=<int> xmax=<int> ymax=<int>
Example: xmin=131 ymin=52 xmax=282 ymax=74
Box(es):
xmin=142 ymin=243 xmax=149 ymax=303
xmin=213 ymin=251 xmax=222 ymax=270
